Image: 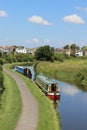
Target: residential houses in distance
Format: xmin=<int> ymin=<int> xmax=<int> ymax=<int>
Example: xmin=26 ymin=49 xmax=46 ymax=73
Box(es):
xmin=0 ymin=45 xmax=85 ymax=57
xmin=0 ymin=45 xmax=38 ymax=55
xmin=54 ymin=48 xmax=83 ymax=57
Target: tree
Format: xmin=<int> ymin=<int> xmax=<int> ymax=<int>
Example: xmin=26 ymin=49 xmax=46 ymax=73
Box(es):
xmin=63 ymin=44 xmax=69 ymax=50
xmin=82 ymin=46 xmax=87 ymax=51
xmin=34 ymin=45 xmax=54 ymax=61
xmin=70 ymin=43 xmax=77 ymax=51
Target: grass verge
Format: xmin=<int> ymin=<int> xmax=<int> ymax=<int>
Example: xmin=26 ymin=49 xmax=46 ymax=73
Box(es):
xmin=0 ymin=72 xmax=22 ymax=130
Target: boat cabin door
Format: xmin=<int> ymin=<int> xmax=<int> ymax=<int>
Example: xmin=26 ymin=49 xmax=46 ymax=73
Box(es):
xmin=51 ymin=84 xmax=56 ymax=92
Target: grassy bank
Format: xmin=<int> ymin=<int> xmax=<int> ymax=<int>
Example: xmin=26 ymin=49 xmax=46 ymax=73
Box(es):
xmin=0 ymin=72 xmax=22 ymax=130
xmin=35 ymin=59 xmax=87 ymax=91
xmin=7 ymin=63 xmax=61 ymax=130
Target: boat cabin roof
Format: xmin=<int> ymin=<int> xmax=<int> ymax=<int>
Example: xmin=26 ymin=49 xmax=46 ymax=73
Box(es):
xmin=36 ymin=74 xmax=58 ymax=85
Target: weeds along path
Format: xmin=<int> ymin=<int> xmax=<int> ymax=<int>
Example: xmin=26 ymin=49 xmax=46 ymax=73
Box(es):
xmin=3 ymin=66 xmax=38 ymax=130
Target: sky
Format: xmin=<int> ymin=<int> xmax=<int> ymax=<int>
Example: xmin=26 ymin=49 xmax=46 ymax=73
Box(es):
xmin=0 ymin=0 xmax=87 ymax=48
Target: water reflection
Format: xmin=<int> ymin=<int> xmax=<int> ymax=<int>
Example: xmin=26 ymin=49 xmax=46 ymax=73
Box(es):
xmin=62 ymin=85 xmax=79 ymax=96
xmin=58 ymin=81 xmax=87 ymax=130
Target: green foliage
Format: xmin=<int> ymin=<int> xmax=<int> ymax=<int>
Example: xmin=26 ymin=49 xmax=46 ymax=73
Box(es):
xmin=0 ymin=72 xmax=22 ymax=130
xmin=54 ymin=52 xmax=69 ymax=61
xmin=74 ymin=72 xmax=85 ymax=86
xmin=3 ymin=53 xmax=34 ymax=63
xmin=0 ymin=58 xmax=3 ymax=65
xmin=63 ymin=44 xmax=69 ymax=50
xmin=3 ymin=54 xmax=13 ymax=63
xmin=35 ymin=45 xmax=54 ymax=61
xmin=15 ymin=54 xmax=34 ymax=62
xmin=0 ymin=72 xmax=3 ymax=87
xmin=70 ymin=43 xmax=77 ymax=51
xmin=0 ymin=65 xmax=4 ymax=95
xmin=0 ymin=51 xmax=2 ymax=57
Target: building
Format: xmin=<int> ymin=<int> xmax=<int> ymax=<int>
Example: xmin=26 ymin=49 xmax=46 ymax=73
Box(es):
xmin=15 ymin=47 xmax=27 ymax=54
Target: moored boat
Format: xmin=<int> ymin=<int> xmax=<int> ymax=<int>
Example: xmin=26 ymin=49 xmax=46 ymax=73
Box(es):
xmin=35 ymin=73 xmax=60 ymax=101
xmin=15 ymin=66 xmax=32 ymax=79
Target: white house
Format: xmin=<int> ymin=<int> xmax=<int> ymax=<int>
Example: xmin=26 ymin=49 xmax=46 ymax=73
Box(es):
xmin=66 ymin=49 xmax=71 ymax=56
xmin=15 ymin=47 xmax=27 ymax=54
xmin=75 ymin=51 xmax=83 ymax=57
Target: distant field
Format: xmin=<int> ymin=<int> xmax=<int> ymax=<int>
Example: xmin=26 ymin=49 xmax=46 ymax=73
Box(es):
xmin=35 ymin=59 xmax=87 ymax=90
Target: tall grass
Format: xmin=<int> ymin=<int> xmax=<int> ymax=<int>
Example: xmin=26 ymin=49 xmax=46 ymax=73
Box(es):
xmin=35 ymin=59 xmax=87 ymax=91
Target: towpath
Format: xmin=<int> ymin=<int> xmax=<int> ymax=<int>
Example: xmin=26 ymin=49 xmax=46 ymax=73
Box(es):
xmin=3 ymin=66 xmax=38 ymax=130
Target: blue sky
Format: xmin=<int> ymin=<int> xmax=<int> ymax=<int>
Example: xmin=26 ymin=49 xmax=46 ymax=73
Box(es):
xmin=0 ymin=0 xmax=87 ymax=48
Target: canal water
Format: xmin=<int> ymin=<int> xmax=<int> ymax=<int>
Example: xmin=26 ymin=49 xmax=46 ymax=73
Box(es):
xmin=58 ymin=81 xmax=87 ymax=130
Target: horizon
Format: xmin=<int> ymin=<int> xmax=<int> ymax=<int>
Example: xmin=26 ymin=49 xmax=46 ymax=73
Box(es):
xmin=0 ymin=0 xmax=87 ymax=48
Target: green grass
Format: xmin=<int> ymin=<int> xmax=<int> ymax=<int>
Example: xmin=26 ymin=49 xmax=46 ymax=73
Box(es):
xmin=0 ymin=72 xmax=22 ymax=130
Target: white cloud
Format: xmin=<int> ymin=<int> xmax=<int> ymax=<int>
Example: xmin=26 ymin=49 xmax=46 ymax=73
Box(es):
xmin=63 ymin=14 xmax=85 ymax=24
xmin=75 ymin=6 xmax=87 ymax=12
xmin=26 ymin=38 xmax=39 ymax=44
xmin=32 ymin=38 xmax=39 ymax=43
xmin=0 ymin=10 xmax=8 ymax=17
xmin=43 ymin=39 xmax=52 ymax=43
xmin=28 ymin=15 xmax=52 ymax=26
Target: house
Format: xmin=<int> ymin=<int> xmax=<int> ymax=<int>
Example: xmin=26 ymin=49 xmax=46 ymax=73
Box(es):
xmin=15 ymin=47 xmax=27 ymax=54
xmin=27 ymin=48 xmax=33 ymax=54
xmin=66 ymin=49 xmax=71 ymax=56
xmin=75 ymin=50 xmax=83 ymax=57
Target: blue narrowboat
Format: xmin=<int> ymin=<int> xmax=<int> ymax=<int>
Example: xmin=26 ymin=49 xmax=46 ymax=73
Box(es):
xmin=15 ymin=66 xmax=32 ymax=79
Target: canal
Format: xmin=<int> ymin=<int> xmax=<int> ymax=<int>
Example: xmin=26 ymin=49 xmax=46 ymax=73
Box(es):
xmin=58 ymin=81 xmax=87 ymax=130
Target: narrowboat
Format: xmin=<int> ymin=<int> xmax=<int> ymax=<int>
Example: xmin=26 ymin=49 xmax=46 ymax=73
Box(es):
xmin=35 ymin=73 xmax=60 ymax=101
xmin=15 ymin=66 xmax=32 ymax=79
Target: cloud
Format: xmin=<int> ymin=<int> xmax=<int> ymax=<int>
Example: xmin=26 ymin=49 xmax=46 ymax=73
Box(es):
xmin=26 ymin=38 xmax=39 ymax=44
xmin=28 ymin=15 xmax=52 ymax=26
xmin=62 ymin=86 xmax=79 ymax=96
xmin=63 ymin=14 xmax=85 ymax=24
xmin=43 ymin=39 xmax=52 ymax=43
xmin=75 ymin=6 xmax=87 ymax=12
xmin=0 ymin=10 xmax=8 ymax=17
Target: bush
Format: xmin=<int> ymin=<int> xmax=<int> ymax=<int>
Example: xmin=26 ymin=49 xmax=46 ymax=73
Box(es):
xmin=0 ymin=58 xmax=3 ymax=65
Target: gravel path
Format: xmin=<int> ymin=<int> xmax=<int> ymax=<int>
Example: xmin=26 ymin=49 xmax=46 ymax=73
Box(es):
xmin=3 ymin=66 xmax=38 ymax=130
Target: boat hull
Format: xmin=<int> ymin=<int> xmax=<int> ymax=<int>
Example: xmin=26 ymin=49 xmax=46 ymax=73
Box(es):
xmin=48 ymin=92 xmax=60 ymax=101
